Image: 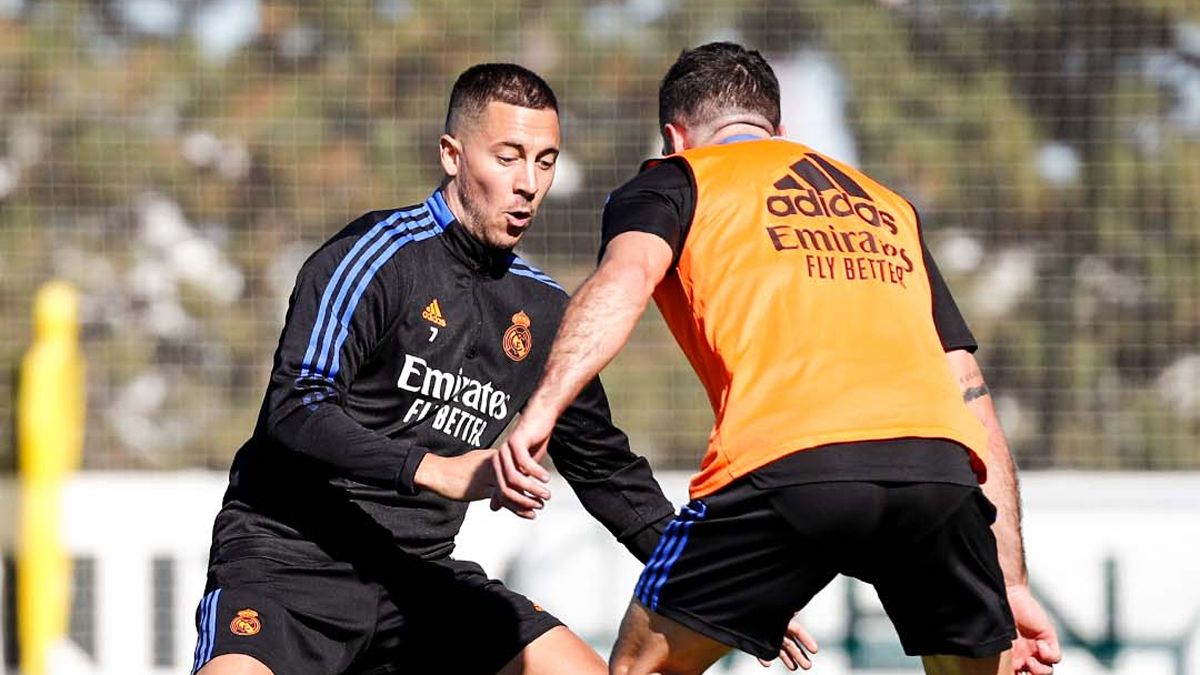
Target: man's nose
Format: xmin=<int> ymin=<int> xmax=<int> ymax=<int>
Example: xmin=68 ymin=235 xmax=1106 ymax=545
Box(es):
xmin=513 ymin=161 xmax=536 ymax=199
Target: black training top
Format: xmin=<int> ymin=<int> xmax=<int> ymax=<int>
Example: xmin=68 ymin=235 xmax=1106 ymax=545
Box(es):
xmin=211 ymin=190 xmax=674 ymax=564
xmin=600 ymin=157 xmax=981 ymax=487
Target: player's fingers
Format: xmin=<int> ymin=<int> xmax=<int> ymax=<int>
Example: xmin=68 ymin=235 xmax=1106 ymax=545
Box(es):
xmin=1023 ymin=658 xmax=1054 ymax=675
xmin=781 ymin=635 xmax=811 ymax=670
xmin=499 ymin=444 xmax=550 ymax=501
xmin=1021 ymin=641 xmax=1056 ymax=675
xmin=512 ymin=506 xmax=538 ymax=520
xmin=1010 ymin=639 xmax=1033 ymax=673
xmin=787 ymin=620 xmax=818 ymax=654
xmin=1014 ymin=639 xmax=1058 ymax=675
xmin=498 ymin=482 xmax=544 ymax=512
xmin=494 ymin=457 xmax=544 ymax=513
xmin=762 ymin=651 xmax=798 ymax=671
xmin=511 ymin=437 xmax=551 ymax=482
xmin=499 ymin=441 xmax=547 ymax=494
xmin=501 ymin=497 xmax=541 ymax=519
xmin=506 ymin=467 xmax=551 ymax=503
xmin=1036 ymin=638 xmax=1062 ymax=664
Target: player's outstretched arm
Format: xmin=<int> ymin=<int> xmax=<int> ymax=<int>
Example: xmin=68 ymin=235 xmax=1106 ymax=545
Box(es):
xmin=946 ymin=349 xmax=1062 ymax=675
xmin=492 ymin=232 xmax=674 ymax=517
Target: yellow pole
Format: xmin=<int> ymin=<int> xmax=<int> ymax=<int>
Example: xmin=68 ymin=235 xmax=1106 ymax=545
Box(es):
xmin=17 ymin=281 xmax=85 ymax=675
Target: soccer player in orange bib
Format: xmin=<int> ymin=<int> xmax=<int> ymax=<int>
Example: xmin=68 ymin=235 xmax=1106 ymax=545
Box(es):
xmin=494 ymin=42 xmax=1062 ymax=675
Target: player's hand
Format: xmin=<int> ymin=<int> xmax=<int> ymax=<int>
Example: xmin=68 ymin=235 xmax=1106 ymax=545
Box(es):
xmin=490 ymin=404 xmax=557 ymax=519
xmin=1007 ymin=585 xmax=1061 ymax=675
xmin=413 ymin=449 xmax=497 ymax=501
xmin=757 ymin=614 xmax=818 ymax=670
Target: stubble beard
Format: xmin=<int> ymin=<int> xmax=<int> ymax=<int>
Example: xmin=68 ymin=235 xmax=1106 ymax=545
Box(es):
xmin=456 ymin=176 xmax=513 ymax=250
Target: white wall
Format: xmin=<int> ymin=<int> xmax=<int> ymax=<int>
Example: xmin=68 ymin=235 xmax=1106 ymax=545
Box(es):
xmin=1 ymin=472 xmax=1197 ymax=675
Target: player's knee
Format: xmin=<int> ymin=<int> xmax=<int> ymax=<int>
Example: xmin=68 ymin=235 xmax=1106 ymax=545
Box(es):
xmin=610 ymin=604 xmax=725 ymax=675
xmin=609 ymin=641 xmax=646 ymax=675
xmin=609 ymin=638 xmax=710 ymax=672
xmin=609 ymin=657 xmax=634 ymax=675
xmin=609 ymin=640 xmax=665 ymax=675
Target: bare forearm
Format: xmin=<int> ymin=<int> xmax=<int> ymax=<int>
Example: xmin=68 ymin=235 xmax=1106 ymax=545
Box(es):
xmin=528 ymin=259 xmax=656 ymax=417
xmin=978 ymin=406 xmax=1027 ymax=587
xmin=948 ymin=350 xmax=1028 ymax=587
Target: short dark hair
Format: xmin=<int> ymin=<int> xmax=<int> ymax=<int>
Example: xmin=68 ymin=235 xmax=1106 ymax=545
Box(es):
xmin=659 ymin=42 xmax=780 ymax=136
xmin=444 ymin=63 xmax=558 ymax=134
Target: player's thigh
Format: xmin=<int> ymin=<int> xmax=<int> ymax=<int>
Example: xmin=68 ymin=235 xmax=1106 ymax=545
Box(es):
xmin=872 ymin=485 xmax=1015 ymax=659
xmin=191 ymin=555 xmax=375 ymax=675
xmin=497 ymin=625 xmax=605 ymax=675
xmin=921 ymin=651 xmax=1012 ymax=675
xmin=196 ymin=654 xmax=274 ymax=675
xmin=609 ymin=599 xmax=730 ymax=675
xmin=632 ymin=482 xmax=836 ymax=662
xmin=368 ymin=558 xmax=564 ymax=675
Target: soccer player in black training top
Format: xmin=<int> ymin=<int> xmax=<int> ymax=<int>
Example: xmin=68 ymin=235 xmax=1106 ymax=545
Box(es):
xmin=190 ymin=65 xmax=681 ymax=675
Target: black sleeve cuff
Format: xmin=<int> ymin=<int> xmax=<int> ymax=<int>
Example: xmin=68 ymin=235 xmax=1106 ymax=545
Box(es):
xmin=564 ymin=458 xmax=676 ymax=562
xmin=395 ymin=447 xmax=430 ymax=496
xmin=944 ymin=341 xmax=978 ymax=353
xmin=619 ymin=514 xmax=674 ymax=564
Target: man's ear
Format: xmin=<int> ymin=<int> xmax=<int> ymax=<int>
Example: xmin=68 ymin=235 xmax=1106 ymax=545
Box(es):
xmin=661 ymin=123 xmax=686 ymax=156
xmin=439 ymin=134 xmax=463 ymax=177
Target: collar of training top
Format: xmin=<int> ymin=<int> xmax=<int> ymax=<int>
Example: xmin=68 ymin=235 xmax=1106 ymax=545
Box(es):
xmin=638 ymin=133 xmax=772 ymax=173
xmin=426 ymin=188 xmax=516 ymax=276
xmin=719 ymin=133 xmax=764 ymax=144
xmin=424 ymin=188 xmax=456 ymax=229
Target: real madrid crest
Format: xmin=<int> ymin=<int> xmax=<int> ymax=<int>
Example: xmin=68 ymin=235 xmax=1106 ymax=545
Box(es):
xmin=230 ymin=608 xmax=262 ymax=636
xmin=503 ymin=311 xmax=532 ymax=362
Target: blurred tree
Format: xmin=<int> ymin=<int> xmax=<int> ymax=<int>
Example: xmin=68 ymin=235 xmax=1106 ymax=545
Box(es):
xmin=0 ymin=0 xmax=1195 ymax=471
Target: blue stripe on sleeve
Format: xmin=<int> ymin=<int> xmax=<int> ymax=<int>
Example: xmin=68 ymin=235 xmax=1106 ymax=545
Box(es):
xmin=300 ymin=205 xmax=446 ymax=382
xmin=509 ymin=255 xmax=565 ymax=291
xmin=300 ymin=209 xmax=413 ymax=377
xmin=327 ymin=220 xmax=444 ymax=378
xmin=311 ymin=213 xmax=433 ymax=377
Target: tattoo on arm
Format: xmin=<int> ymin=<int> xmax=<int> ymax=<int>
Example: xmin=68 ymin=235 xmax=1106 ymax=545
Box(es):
xmin=963 ymin=383 xmax=990 ymax=402
xmin=957 ymin=367 xmax=981 ymax=386
xmin=956 ymin=365 xmax=990 ymax=402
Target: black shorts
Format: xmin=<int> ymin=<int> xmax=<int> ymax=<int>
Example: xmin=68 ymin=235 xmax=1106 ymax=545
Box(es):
xmin=190 ymin=546 xmax=562 ymax=675
xmin=634 ymin=478 xmax=1016 ymax=660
